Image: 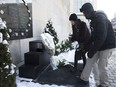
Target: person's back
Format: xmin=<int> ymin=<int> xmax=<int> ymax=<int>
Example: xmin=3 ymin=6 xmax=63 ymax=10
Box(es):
xmin=78 ymin=20 xmax=90 ymax=44
xmin=90 ymin=11 xmax=115 ymax=52
xmin=97 ymin=12 xmax=116 ymax=50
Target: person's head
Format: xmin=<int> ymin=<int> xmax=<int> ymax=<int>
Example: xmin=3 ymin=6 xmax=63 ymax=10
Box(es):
xmin=80 ymin=2 xmax=94 ymax=19
xmin=69 ymin=13 xmax=78 ymax=25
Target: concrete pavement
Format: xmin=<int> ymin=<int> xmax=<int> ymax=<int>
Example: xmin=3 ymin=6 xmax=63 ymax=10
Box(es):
xmin=108 ymin=49 xmax=116 ymax=87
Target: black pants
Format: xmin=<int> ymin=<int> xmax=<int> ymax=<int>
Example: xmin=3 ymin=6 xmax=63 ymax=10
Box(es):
xmin=74 ymin=49 xmax=86 ymax=71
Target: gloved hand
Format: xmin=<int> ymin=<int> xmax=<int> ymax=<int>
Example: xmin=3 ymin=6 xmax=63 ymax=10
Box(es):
xmin=85 ymin=52 xmax=94 ymax=58
xmin=71 ymin=41 xmax=79 ymax=49
xmin=87 ymin=52 xmax=94 ymax=58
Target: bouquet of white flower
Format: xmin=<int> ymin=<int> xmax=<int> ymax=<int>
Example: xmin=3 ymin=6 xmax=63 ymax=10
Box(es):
xmin=40 ymin=33 xmax=55 ymax=55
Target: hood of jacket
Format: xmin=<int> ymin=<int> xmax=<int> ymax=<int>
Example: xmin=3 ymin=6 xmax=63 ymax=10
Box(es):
xmin=95 ymin=11 xmax=108 ymax=19
xmin=80 ymin=3 xmax=94 ymax=19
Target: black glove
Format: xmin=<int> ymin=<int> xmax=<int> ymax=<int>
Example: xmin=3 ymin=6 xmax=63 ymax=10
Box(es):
xmin=87 ymin=52 xmax=94 ymax=58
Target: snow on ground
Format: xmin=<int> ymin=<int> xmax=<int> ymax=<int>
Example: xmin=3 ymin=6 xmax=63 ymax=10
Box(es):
xmin=16 ymin=49 xmax=96 ymax=87
xmin=16 ymin=76 xmax=67 ymax=87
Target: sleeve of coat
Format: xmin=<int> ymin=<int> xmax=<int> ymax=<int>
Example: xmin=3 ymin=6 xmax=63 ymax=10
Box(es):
xmin=80 ymin=22 xmax=88 ymax=41
xmin=88 ymin=15 xmax=107 ymax=58
xmin=71 ymin=26 xmax=79 ymax=42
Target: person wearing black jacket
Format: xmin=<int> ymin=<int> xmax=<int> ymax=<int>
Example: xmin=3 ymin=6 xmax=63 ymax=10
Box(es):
xmin=69 ymin=13 xmax=90 ymax=72
xmin=79 ymin=2 xmax=116 ymax=87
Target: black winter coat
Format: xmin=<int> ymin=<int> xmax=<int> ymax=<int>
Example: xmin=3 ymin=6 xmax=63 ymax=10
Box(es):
xmin=88 ymin=11 xmax=116 ymax=58
xmin=71 ymin=19 xmax=90 ymax=51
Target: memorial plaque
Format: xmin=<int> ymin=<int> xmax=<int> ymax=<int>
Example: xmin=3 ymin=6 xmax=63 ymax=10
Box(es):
xmin=0 ymin=3 xmax=33 ymax=40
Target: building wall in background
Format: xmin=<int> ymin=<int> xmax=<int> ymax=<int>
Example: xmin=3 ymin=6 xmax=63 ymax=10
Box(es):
xmin=4 ymin=0 xmax=97 ymax=66
xmin=8 ymin=0 xmax=72 ymax=66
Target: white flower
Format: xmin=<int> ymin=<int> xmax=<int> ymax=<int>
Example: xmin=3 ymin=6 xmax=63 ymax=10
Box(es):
xmin=1 ymin=23 xmax=7 ymax=29
xmin=3 ymin=21 xmax=6 ymax=24
xmin=10 ymin=70 xmax=15 ymax=75
xmin=3 ymin=40 xmax=9 ymax=45
xmin=56 ymin=48 xmax=60 ymax=52
xmin=4 ymin=65 xmax=9 ymax=69
xmin=0 ymin=18 xmax=7 ymax=29
xmin=7 ymin=33 xmax=10 ymax=38
xmin=11 ymin=64 xmax=16 ymax=68
xmin=9 ymin=64 xmax=16 ymax=75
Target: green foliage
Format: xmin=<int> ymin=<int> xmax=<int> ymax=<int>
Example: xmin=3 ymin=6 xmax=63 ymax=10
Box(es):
xmin=55 ymin=39 xmax=72 ymax=55
xmin=44 ymin=20 xmax=59 ymax=55
xmin=44 ymin=20 xmax=59 ymax=45
xmin=44 ymin=20 xmax=73 ymax=56
xmin=0 ymin=29 xmax=8 ymax=40
xmin=57 ymin=59 xmax=65 ymax=67
xmin=44 ymin=20 xmax=74 ymax=67
xmin=0 ymin=22 xmax=16 ymax=87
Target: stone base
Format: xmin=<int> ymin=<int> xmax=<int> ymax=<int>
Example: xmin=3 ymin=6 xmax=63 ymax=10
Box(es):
xmin=19 ymin=64 xmax=42 ymax=79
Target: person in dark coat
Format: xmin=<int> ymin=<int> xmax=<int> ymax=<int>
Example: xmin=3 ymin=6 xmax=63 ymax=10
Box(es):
xmin=79 ymin=2 xmax=116 ymax=87
xmin=69 ymin=13 xmax=90 ymax=72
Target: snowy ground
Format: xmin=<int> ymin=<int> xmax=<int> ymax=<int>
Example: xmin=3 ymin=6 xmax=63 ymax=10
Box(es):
xmin=16 ymin=49 xmax=96 ymax=87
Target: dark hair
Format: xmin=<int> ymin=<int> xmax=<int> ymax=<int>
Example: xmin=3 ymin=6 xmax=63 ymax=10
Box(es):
xmin=69 ymin=13 xmax=78 ymax=21
xmin=72 ymin=19 xmax=81 ymax=29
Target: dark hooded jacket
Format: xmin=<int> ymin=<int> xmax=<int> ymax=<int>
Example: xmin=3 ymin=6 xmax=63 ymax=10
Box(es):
xmin=80 ymin=3 xmax=116 ymax=58
xmin=71 ymin=19 xmax=90 ymax=51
